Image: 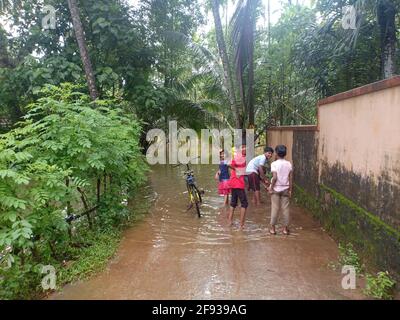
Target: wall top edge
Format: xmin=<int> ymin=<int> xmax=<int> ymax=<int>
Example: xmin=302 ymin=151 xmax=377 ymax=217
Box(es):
xmin=318 ymin=75 xmax=400 ymax=106
xmin=267 ymin=125 xmax=318 ymax=131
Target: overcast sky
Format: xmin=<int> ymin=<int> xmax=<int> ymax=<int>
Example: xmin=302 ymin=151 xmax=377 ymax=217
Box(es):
xmin=128 ymin=0 xmax=313 ymax=27
xmin=2 ymin=0 xmax=313 ymax=36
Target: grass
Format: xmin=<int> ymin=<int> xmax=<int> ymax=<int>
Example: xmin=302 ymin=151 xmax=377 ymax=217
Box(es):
xmin=294 ymin=184 xmax=398 ymax=299
xmin=338 ymin=243 xmax=364 ymax=274
xmin=364 ymin=271 xmax=396 ymax=300
xmin=0 ymin=187 xmax=153 ymax=300
xmin=47 ymin=191 xmax=153 ymax=298
xmin=57 ymin=229 xmax=121 ymax=286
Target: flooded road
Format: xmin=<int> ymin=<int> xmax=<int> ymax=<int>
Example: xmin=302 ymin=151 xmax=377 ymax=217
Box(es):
xmin=50 ymin=165 xmax=364 ymax=300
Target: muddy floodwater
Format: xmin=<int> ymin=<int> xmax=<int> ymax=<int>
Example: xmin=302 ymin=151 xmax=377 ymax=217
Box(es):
xmin=50 ymin=165 xmax=364 ymax=300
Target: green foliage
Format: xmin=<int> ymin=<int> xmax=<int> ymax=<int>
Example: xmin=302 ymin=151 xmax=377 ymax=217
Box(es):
xmin=295 ymin=0 xmax=400 ymax=96
xmin=255 ymin=4 xmax=319 ymax=127
xmin=0 ymin=83 xmax=147 ymax=299
xmin=364 ymin=271 xmax=396 ymax=300
xmin=295 ymin=185 xmax=399 ymax=299
xmin=0 ymin=0 xmax=154 ymax=125
xmin=57 ymin=230 xmax=121 ymax=285
xmin=0 ymin=257 xmax=44 ymax=300
xmin=338 ymin=243 xmax=363 ymax=273
xmin=0 ymin=228 xmax=120 ymax=300
xmin=2 ymin=0 xmax=399 ymax=132
xmin=1 ymin=0 xmax=399 ymax=299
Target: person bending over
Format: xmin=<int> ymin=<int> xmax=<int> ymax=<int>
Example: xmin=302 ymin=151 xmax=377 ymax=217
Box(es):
xmin=246 ymin=146 xmax=274 ymax=205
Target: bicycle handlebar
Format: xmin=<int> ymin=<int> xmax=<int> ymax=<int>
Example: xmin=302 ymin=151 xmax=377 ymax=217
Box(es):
xmin=171 ymin=156 xmax=201 ymax=168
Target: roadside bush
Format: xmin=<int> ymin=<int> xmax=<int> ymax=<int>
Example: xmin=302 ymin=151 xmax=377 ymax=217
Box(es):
xmin=0 ymin=83 xmax=147 ymax=299
xmin=364 ymin=271 xmax=396 ymax=300
xmin=338 ymin=243 xmax=363 ymax=273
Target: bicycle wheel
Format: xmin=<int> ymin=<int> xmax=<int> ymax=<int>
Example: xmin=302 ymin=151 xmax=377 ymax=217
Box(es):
xmin=193 ymin=185 xmax=202 ymax=203
xmin=186 ymin=182 xmax=193 ymax=203
xmin=194 ymin=201 xmax=201 ymax=218
xmin=192 ymin=186 xmax=202 ymax=218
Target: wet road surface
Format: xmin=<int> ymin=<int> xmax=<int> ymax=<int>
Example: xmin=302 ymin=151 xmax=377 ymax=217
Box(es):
xmin=50 ymin=165 xmax=364 ymax=300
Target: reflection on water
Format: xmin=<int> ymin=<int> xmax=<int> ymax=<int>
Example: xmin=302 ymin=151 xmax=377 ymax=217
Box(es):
xmin=149 ymin=165 xmax=278 ymax=244
xmin=50 ymin=165 xmax=364 ymax=300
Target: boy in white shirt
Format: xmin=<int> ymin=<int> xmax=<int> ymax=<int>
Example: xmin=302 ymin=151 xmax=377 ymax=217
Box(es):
xmin=245 ymin=147 xmax=274 ymax=206
xmin=267 ymin=145 xmax=293 ymax=235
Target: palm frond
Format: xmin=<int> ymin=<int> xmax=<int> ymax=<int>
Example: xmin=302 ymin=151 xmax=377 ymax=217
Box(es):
xmin=163 ymin=31 xmax=224 ymax=80
xmin=230 ymin=0 xmax=260 ymax=125
xmin=166 ymin=98 xmax=224 ymax=131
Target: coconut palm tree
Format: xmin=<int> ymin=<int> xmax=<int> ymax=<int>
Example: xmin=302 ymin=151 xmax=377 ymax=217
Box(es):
xmin=0 ymin=0 xmax=20 ymax=13
xmin=210 ymin=0 xmax=261 ymax=130
xmin=67 ymin=0 xmax=99 ymax=100
xmin=0 ymin=26 xmax=12 ymax=68
xmin=320 ymin=0 xmax=398 ymax=79
xmin=210 ymin=0 xmax=242 ymax=128
xmin=230 ymin=0 xmax=261 ymax=128
xmin=377 ymin=0 xmax=397 ymax=78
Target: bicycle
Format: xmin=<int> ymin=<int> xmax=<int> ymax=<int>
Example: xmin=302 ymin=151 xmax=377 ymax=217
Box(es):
xmin=173 ymin=163 xmax=203 ymax=218
xmin=185 ymin=164 xmax=204 ymax=218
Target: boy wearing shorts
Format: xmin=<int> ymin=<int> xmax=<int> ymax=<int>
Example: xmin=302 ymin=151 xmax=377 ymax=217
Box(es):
xmin=246 ymin=147 xmax=274 ymax=205
xmin=228 ymin=145 xmax=248 ymax=229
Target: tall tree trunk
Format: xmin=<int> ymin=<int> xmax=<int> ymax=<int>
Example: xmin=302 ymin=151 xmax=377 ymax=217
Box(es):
xmin=378 ymin=0 xmax=397 ymax=79
xmin=67 ymin=0 xmax=99 ymax=100
xmin=231 ymin=0 xmax=259 ymax=130
xmin=0 ymin=27 xmax=14 ymax=68
xmin=211 ymin=0 xmax=242 ymax=128
xmin=247 ymin=4 xmax=255 ymax=128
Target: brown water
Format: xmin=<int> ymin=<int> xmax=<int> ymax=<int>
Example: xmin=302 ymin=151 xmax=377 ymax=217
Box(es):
xmin=50 ymin=165 xmax=364 ymax=300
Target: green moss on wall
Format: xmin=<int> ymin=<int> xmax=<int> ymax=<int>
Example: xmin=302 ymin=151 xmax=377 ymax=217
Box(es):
xmin=294 ymin=184 xmax=400 ymax=279
xmin=319 ymin=184 xmax=400 ymax=239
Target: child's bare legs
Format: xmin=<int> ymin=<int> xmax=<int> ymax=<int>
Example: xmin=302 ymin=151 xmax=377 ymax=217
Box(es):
xmin=228 ymin=206 xmax=235 ymax=225
xmin=229 ymin=189 xmax=238 ymax=223
xmin=251 ymin=192 xmax=256 ymax=205
xmin=224 ymin=194 xmax=229 ymax=206
xmin=229 ymin=206 xmax=247 ymax=229
xmin=254 ymin=190 xmax=261 ymax=206
xmin=270 ymin=193 xmax=279 ymax=234
xmin=228 ymin=189 xmax=248 ymax=228
xmin=239 ymin=207 xmax=247 ymax=229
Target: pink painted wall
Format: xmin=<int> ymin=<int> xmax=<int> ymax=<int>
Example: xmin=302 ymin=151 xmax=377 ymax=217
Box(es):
xmin=267 ymin=76 xmax=400 ymax=229
xmin=318 ymin=84 xmax=400 ymax=186
xmin=267 ymin=128 xmax=294 ymax=163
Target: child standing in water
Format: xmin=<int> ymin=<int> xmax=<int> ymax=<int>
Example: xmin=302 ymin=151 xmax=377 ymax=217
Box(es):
xmin=268 ymin=145 xmax=293 ymax=235
xmin=228 ymin=145 xmax=248 ymax=229
xmin=215 ymin=150 xmax=231 ymax=205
